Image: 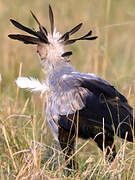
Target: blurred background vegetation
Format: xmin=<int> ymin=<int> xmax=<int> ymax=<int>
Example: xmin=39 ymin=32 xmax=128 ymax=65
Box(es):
xmin=0 ymin=0 xmax=135 ymax=179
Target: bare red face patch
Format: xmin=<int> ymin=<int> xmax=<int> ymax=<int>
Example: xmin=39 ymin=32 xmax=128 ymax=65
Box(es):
xmin=37 ymin=45 xmax=40 ymax=53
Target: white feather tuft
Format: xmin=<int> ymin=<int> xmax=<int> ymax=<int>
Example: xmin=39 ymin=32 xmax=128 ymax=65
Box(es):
xmin=15 ymin=77 xmax=48 ymax=94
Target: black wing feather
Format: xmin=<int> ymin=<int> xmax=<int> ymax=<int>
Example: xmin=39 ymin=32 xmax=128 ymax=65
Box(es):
xmin=79 ymin=78 xmax=127 ymax=102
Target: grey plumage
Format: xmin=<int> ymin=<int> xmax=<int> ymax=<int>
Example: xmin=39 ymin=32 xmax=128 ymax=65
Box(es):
xmin=9 ymin=5 xmax=134 ymax=172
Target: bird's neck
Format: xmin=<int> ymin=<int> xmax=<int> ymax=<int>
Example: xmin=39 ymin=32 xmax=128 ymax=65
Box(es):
xmin=41 ymin=55 xmax=74 ymax=79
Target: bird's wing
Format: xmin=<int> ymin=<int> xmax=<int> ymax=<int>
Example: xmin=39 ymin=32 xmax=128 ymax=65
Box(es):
xmin=50 ymin=72 xmax=127 ymax=117
xmin=51 ymin=72 xmax=133 ymax=141
xmin=71 ymin=71 xmax=127 ymax=102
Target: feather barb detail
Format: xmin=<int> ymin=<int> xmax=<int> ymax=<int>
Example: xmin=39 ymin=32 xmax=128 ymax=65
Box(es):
xmin=15 ymin=77 xmax=48 ymax=94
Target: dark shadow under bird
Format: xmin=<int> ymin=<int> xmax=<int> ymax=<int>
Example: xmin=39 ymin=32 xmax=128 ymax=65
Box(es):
xmin=9 ymin=5 xmax=134 ymax=171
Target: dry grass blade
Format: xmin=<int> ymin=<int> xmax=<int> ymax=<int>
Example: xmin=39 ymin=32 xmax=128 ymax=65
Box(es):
xmin=14 ymin=62 xmax=22 ymax=109
xmin=2 ymin=125 xmax=17 ymax=171
xmin=54 ymin=139 xmax=90 ymax=176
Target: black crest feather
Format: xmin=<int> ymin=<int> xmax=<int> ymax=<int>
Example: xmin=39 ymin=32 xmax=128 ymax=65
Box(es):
xmin=60 ymin=23 xmax=83 ymax=41
xmin=10 ymin=19 xmax=41 ymax=39
xmin=8 ymin=5 xmax=98 ymax=46
xmin=64 ymin=30 xmax=98 ymax=45
xmin=49 ymin=5 xmax=54 ymax=35
xmin=8 ymin=34 xmax=42 ymax=44
xmin=30 ymin=10 xmax=48 ymax=43
xmin=61 ymin=51 xmax=72 ymax=57
xmin=9 ymin=18 xmax=48 ymax=44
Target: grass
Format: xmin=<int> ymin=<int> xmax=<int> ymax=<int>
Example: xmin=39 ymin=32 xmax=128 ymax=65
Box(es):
xmin=0 ymin=0 xmax=135 ymax=179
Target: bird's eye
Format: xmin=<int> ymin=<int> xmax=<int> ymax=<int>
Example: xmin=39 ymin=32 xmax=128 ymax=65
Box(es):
xmin=37 ymin=45 xmax=40 ymax=53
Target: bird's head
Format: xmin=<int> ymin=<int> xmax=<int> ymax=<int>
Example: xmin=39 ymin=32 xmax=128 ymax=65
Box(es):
xmin=8 ymin=5 xmax=97 ymax=67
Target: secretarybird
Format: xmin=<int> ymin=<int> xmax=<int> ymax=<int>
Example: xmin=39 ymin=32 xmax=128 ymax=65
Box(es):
xmin=9 ymin=5 xmax=134 ymax=170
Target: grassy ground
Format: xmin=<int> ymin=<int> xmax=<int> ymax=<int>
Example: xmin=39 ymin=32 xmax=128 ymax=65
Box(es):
xmin=0 ymin=0 xmax=135 ymax=179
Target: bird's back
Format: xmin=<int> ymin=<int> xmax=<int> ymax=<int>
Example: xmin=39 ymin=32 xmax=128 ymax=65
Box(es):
xmin=45 ymin=69 xmax=134 ymax=142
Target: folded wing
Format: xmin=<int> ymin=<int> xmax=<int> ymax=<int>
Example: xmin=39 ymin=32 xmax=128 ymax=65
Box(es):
xmin=52 ymin=72 xmax=134 ymax=141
